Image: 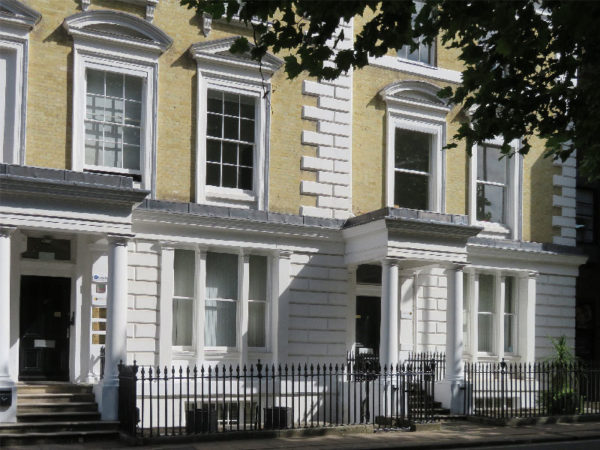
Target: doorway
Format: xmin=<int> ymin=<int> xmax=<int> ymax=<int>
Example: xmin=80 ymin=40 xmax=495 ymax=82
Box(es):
xmin=19 ymin=276 xmax=71 ymax=381
xmin=355 ymin=296 xmax=381 ymax=355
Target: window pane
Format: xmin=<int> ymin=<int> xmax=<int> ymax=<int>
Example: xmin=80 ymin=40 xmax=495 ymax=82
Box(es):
xmin=206 ymin=162 xmax=220 ymax=186
xmin=222 ymin=142 xmax=237 ymax=165
xmin=206 ymin=252 xmax=238 ymax=300
xmin=222 ymin=165 xmax=237 ymax=188
xmin=239 ymin=144 xmax=253 ymax=167
xmin=478 ymin=274 xmax=494 ymax=312
xmin=224 ymin=92 xmax=239 ymax=116
xmin=124 ymin=100 xmax=141 ymax=126
xmin=223 ymin=116 xmax=238 ymax=140
xmin=174 ymin=249 xmax=195 ymax=298
xmin=205 ymin=299 xmax=237 ymax=347
xmin=419 ymin=41 xmax=432 ymax=65
xmin=102 ymin=125 xmax=122 ymax=168
xmin=394 ymin=172 xmax=428 ymax=210
xmin=504 ymin=315 xmax=514 ymax=353
xmin=87 ymin=70 xmax=104 ymax=95
xmin=240 ymin=95 xmax=255 ymax=119
xmin=104 ymin=97 xmax=124 ymax=123
xmin=123 ymin=145 xmax=140 ymax=170
xmin=477 ymin=146 xmax=507 ymax=184
xmin=207 ymin=90 xmax=222 ymax=113
xmin=504 ymin=277 xmax=514 ymax=313
xmin=248 ymin=302 xmax=266 ymax=347
xmin=239 ymin=167 xmax=252 ymax=191
xmin=207 ymin=139 xmax=221 ymax=163
xmin=173 ymin=298 xmax=193 ymax=346
xmin=123 ymin=127 xmax=140 ymax=146
xmin=478 ymin=314 xmax=493 ymax=352
xmin=85 ymin=138 xmax=102 ymax=166
xmin=249 ymin=255 xmax=267 ymax=300
xmin=240 ymin=119 xmax=254 ymax=143
xmin=125 ymin=75 xmax=143 ymax=101
xmin=207 ymin=113 xmax=222 ymax=138
xmin=476 ymin=183 xmax=505 ymax=222
xmin=106 ymin=72 xmax=123 ymax=98
xmin=394 ymin=129 xmax=430 ymax=172
xmin=86 ymin=94 xmax=105 ymax=121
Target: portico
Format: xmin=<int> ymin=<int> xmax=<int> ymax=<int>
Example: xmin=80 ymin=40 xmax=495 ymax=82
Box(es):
xmin=0 ymin=163 xmax=147 ymax=422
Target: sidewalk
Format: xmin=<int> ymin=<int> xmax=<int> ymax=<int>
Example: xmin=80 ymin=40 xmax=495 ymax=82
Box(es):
xmin=9 ymin=420 xmax=600 ymax=450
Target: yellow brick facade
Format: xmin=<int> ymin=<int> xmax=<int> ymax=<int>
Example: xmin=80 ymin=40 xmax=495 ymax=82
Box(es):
xmin=21 ymin=1 xmax=556 ymax=243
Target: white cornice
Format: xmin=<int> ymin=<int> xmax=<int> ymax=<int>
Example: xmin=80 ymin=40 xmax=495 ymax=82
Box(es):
xmin=0 ymin=0 xmax=41 ymax=31
xmin=63 ymin=10 xmax=172 ymax=54
xmin=189 ymin=36 xmax=283 ymax=75
xmin=133 ymin=208 xmax=341 ymax=242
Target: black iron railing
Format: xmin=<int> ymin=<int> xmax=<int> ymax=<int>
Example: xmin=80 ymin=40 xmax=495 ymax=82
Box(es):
xmin=406 ymin=352 xmax=446 ymax=382
xmin=464 ymin=360 xmax=600 ymax=419
xmin=118 ymin=359 xmax=437 ymax=438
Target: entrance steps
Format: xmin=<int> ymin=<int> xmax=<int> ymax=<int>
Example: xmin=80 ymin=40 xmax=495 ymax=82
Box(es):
xmin=0 ymin=383 xmax=119 ymax=446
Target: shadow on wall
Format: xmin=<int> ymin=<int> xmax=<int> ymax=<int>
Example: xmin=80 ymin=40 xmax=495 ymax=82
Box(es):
xmin=528 ymin=152 xmax=557 ymax=243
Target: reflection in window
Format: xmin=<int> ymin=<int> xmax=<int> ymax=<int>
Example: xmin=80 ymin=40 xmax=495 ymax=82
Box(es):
xmin=21 ymin=237 xmax=71 ymax=261
xmin=394 ymin=128 xmax=431 ymax=210
xmin=206 ymin=90 xmax=256 ymax=190
xmin=84 ymin=69 xmax=143 ymax=172
xmin=397 ymin=1 xmax=434 ymax=65
xmin=576 ymin=189 xmax=595 ymax=243
xmin=476 ymin=145 xmax=507 ymax=223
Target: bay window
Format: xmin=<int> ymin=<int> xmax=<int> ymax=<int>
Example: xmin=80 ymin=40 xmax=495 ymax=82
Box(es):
xmin=465 ymin=271 xmax=522 ymax=360
xmin=170 ymin=249 xmax=270 ymax=356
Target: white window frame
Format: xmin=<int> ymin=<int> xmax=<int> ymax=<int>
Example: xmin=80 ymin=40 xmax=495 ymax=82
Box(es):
xmin=469 ymin=137 xmax=522 ymax=240
xmin=0 ymin=0 xmax=41 ymax=165
xmin=64 ymin=10 xmax=172 ymax=193
xmin=190 ymin=37 xmax=283 ymax=210
xmin=464 ymin=269 xmax=526 ymax=362
xmin=380 ymin=81 xmax=449 ymax=212
xmin=162 ymin=245 xmax=272 ymax=362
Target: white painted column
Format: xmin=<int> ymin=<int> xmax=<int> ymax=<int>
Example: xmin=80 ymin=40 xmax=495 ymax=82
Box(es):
xmin=444 ymin=264 xmax=465 ymax=413
xmin=273 ymin=251 xmax=292 ymax=365
xmin=101 ymin=234 xmax=130 ymax=421
xmin=496 ymin=273 xmax=505 ymax=361
xmin=158 ymin=244 xmax=174 ymax=367
xmin=239 ymin=252 xmax=250 ymax=365
xmin=380 ymin=258 xmax=399 ymax=368
xmin=0 ymin=226 xmax=16 ymax=423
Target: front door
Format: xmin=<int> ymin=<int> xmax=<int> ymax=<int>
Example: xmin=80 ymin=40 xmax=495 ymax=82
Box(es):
xmin=355 ymin=296 xmax=381 ymax=355
xmin=19 ymin=276 xmax=71 ymax=381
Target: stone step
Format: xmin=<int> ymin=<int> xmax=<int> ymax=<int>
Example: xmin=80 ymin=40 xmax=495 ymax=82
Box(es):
xmin=18 ymin=384 xmax=93 ymax=395
xmin=18 ymin=402 xmax=99 ymax=414
xmin=18 ymin=393 xmax=96 ymax=404
xmin=0 ymin=429 xmax=119 ymax=447
xmin=0 ymin=420 xmax=119 ymax=435
xmin=17 ymin=411 xmax=101 ymax=422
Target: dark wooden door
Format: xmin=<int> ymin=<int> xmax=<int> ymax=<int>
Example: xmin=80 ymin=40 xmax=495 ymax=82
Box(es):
xmin=355 ymin=296 xmax=381 ymax=355
xmin=19 ymin=276 xmax=71 ymax=381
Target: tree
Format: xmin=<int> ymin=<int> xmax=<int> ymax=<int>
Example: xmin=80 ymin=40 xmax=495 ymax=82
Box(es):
xmin=180 ymin=0 xmax=600 ymax=180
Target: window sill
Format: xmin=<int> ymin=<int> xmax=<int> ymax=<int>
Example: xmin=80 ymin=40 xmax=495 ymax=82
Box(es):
xmin=368 ymin=54 xmax=462 ymax=84
xmin=474 ymin=220 xmax=511 ymax=239
xmin=203 ymin=186 xmax=257 ymax=207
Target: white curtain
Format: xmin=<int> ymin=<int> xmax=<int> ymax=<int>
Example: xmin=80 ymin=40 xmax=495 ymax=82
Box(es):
xmin=477 ymin=274 xmax=494 ymax=353
xmin=248 ymin=255 xmax=267 ymax=347
xmin=172 ymin=250 xmax=195 ymax=346
xmin=205 ymin=252 xmax=238 ymax=347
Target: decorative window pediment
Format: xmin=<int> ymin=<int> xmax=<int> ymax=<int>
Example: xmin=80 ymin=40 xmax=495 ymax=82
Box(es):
xmin=379 ymin=80 xmax=450 ymax=116
xmin=189 ymin=37 xmax=283 ymax=75
xmin=63 ymin=10 xmax=172 ymax=55
xmin=0 ymin=0 xmax=41 ymax=31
